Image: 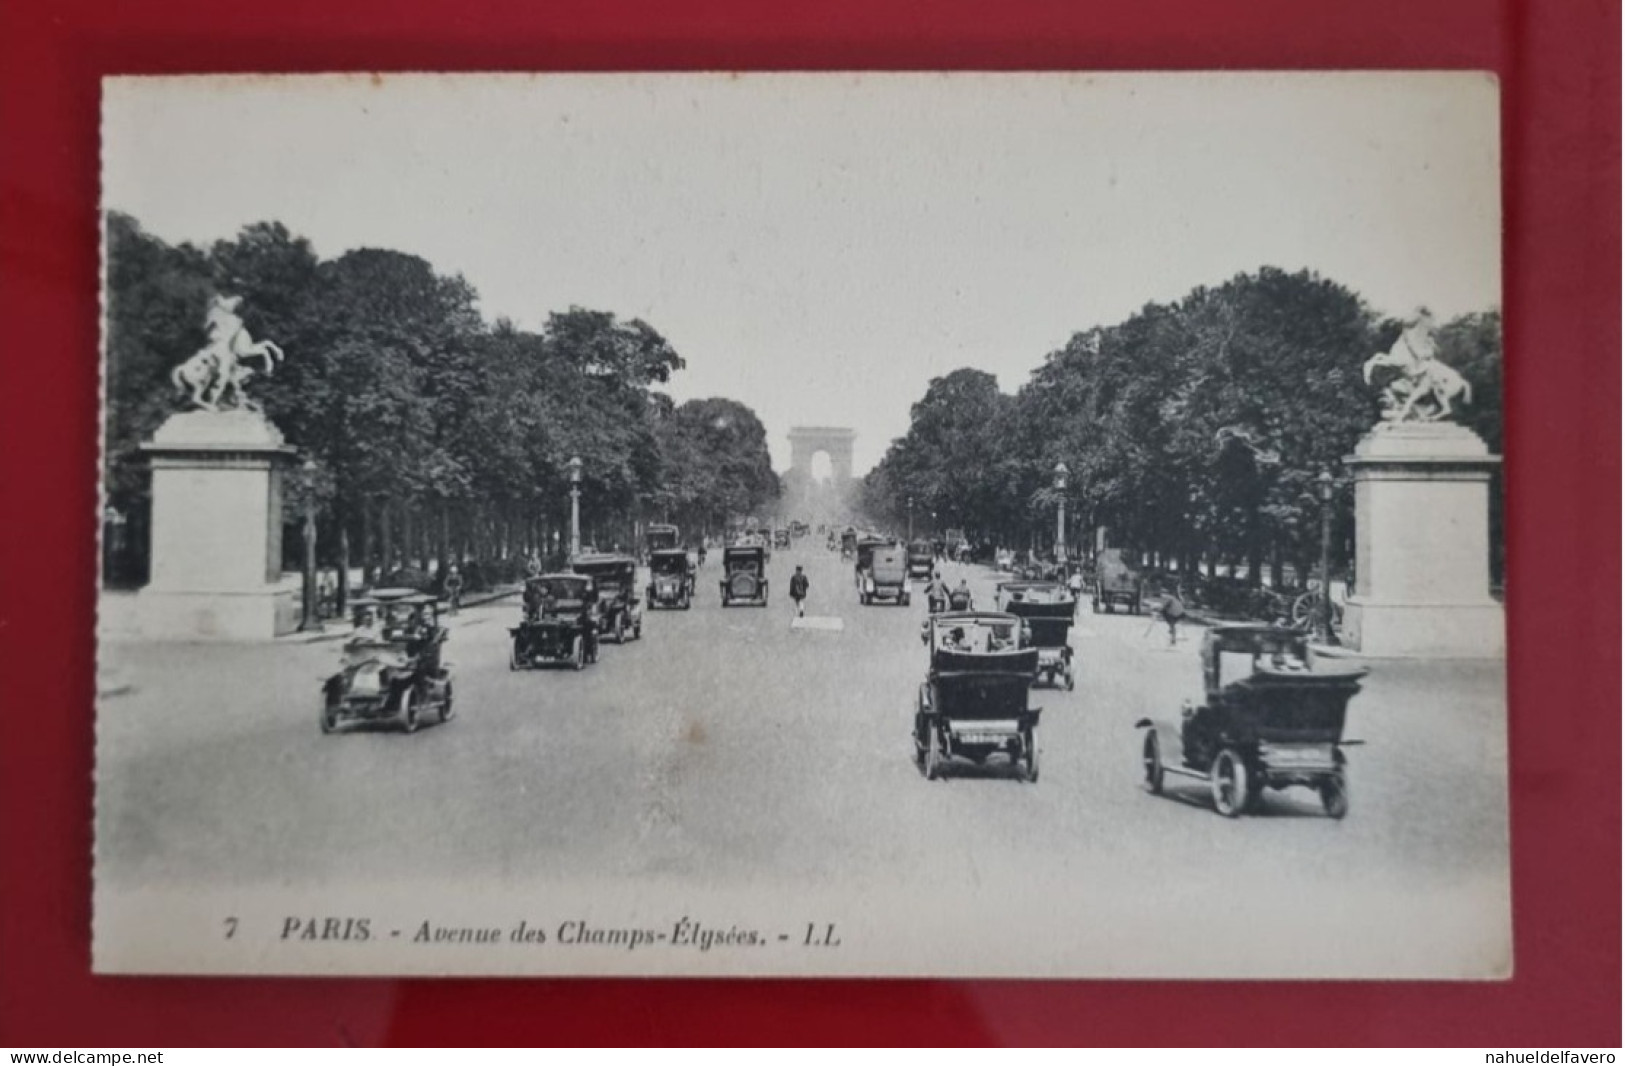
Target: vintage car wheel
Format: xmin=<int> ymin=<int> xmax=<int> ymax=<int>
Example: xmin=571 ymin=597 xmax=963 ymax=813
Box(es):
xmin=1320 ymin=773 xmax=1350 ymax=820
xmin=398 ymin=687 xmax=420 ymax=734
xmin=923 ymin=724 xmax=944 ymax=781
xmin=320 ymin=700 xmax=339 ymax=735
xmin=901 ymin=594 xmax=911 ymax=607
xmin=613 ymin=616 xmax=626 ymax=644
xmin=1065 ymin=667 xmax=1075 ymax=692
xmin=509 ymin=642 xmax=524 ymax=670
xmin=572 ymin=638 xmax=586 ymax=671
xmin=1023 ymin=730 xmax=1040 ymax=783
xmin=1091 ymin=596 xmax=1102 ymax=614
xmin=438 ymin=680 xmax=455 ymax=723
xmin=1210 ymin=748 xmax=1246 ymax=817
xmin=1142 ymin=732 xmax=1164 ymax=794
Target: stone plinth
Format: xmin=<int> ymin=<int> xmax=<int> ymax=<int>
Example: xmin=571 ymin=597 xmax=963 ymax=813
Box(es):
xmin=134 ymin=410 xmax=299 ymax=641
xmin=1342 ymin=422 xmax=1504 ymax=658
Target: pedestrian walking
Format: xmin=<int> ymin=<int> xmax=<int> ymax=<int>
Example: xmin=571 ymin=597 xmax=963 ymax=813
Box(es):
xmin=1158 ymin=584 xmax=1186 ymax=646
xmin=443 ymin=564 xmax=464 ymax=615
xmin=789 ymin=565 xmax=810 ymax=618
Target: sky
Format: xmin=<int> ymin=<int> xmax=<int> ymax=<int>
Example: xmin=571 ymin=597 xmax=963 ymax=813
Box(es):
xmin=103 ymin=73 xmax=1501 ymax=474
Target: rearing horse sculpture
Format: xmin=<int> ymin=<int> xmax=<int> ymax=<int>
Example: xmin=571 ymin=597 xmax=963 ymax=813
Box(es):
xmin=171 ymin=294 xmax=285 ymax=412
xmin=1362 ymin=313 xmax=1472 ymax=423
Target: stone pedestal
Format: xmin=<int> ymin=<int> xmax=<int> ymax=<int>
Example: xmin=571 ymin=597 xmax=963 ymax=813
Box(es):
xmin=1341 ymin=422 xmax=1504 ymax=658
xmin=135 ymin=410 xmax=299 ymax=641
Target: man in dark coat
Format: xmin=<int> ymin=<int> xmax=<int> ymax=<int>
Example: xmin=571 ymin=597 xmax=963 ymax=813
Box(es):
xmin=789 ymin=565 xmax=810 ymax=618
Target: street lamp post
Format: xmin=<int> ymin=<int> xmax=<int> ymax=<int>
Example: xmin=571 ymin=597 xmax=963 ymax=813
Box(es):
xmin=568 ymin=455 xmax=583 ymax=560
xmin=907 ymin=496 xmax=914 ymax=542
xmin=1053 ymin=461 xmax=1069 ymax=564
xmin=299 ymin=457 xmax=321 ymax=632
xmin=1317 ymin=468 xmax=1334 ymax=644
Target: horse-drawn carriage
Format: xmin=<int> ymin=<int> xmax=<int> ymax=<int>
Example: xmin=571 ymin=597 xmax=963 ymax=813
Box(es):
xmin=511 ymin=574 xmax=601 ymax=670
xmin=321 ymin=590 xmax=454 ymax=733
xmin=997 ymin=581 xmax=1076 ymax=690
xmin=646 ymin=547 xmax=696 ymax=610
xmin=571 ymin=553 xmax=643 ymax=644
xmin=914 ymin=612 xmax=1042 ymax=782
xmin=720 ymin=544 xmax=769 ymax=607
xmin=1135 ymin=625 xmax=1366 ymax=818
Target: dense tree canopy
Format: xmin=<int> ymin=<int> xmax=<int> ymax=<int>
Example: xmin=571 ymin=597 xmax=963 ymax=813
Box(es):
xmin=102 ymin=213 xmax=778 ymax=589
xmin=862 ymin=268 xmax=1503 ymax=585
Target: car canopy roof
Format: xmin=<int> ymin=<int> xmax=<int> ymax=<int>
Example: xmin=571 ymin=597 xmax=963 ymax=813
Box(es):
xmin=572 ymin=553 xmax=635 ymax=572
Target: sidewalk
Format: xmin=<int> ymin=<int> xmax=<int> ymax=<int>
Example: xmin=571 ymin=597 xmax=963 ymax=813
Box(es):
xmin=280 ymin=583 xmax=522 ymax=643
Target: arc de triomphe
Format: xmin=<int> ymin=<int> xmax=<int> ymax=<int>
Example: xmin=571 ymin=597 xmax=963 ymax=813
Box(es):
xmin=787 ymin=426 xmax=856 ymax=487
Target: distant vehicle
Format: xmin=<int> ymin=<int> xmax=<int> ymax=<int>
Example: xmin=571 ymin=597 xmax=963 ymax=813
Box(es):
xmin=1135 ymin=625 xmax=1366 ymax=818
xmin=790 ymin=520 xmax=809 ymax=538
xmin=322 ymin=590 xmax=453 ymax=734
xmin=906 ymin=540 xmax=934 ymax=580
xmin=646 ymin=547 xmax=696 ymax=610
xmin=860 ymin=545 xmax=911 ymax=606
xmin=998 ymin=581 xmax=1077 ymax=690
xmin=510 ymin=574 xmax=601 ymax=670
xmin=839 ymin=528 xmax=858 ymax=560
xmin=720 ymin=544 xmax=769 ymax=607
xmin=749 ymin=527 xmax=774 ymax=563
xmin=773 ymin=527 xmax=791 ymax=549
xmin=914 ymin=611 xmax=1042 ymax=782
xmin=644 ymin=523 xmax=681 ymax=555
xmin=853 ymin=535 xmax=891 ymax=588
xmin=571 ymin=553 xmax=644 ymax=644
xmin=1093 ymin=548 xmax=1144 ymax=614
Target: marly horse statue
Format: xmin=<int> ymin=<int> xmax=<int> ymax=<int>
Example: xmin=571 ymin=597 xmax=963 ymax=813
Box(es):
xmin=171 ymin=294 xmax=285 ymax=412
xmin=1362 ymin=313 xmax=1472 ymax=423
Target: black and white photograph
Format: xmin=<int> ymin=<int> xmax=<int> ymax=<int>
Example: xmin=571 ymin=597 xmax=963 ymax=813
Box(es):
xmin=95 ymin=72 xmax=1508 ymax=976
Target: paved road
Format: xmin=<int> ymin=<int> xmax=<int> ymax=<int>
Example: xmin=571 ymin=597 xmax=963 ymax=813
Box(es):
xmin=97 ymin=539 xmax=1510 ymax=975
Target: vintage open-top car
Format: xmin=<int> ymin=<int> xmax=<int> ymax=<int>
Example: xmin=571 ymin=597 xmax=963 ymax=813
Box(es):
xmin=1135 ymin=624 xmax=1367 ymax=818
xmin=322 ymin=589 xmax=453 ymax=734
xmin=571 ymin=553 xmax=643 ymax=643
xmin=997 ymin=581 xmax=1077 ymax=690
xmin=1093 ymin=548 xmax=1144 ymax=614
xmin=914 ymin=611 xmax=1042 ymax=782
xmin=646 ymin=547 xmax=696 ymax=610
xmin=720 ymin=544 xmax=769 ymax=606
xmin=906 ymin=539 xmax=934 ymax=580
xmin=511 ymin=573 xmax=601 ymax=670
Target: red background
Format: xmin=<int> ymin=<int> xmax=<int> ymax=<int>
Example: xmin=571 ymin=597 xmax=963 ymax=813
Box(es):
xmin=1 ymin=0 xmax=1618 ymax=1047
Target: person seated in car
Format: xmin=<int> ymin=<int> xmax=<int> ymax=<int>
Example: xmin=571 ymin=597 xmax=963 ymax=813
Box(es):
xmin=351 ymin=608 xmax=383 ymax=644
xmin=942 ymin=626 xmax=971 ymax=651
